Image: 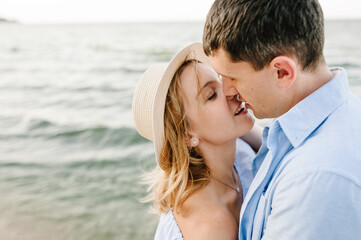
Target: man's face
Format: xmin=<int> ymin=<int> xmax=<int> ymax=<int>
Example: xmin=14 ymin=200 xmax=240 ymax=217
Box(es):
xmin=211 ymin=47 xmax=282 ymax=119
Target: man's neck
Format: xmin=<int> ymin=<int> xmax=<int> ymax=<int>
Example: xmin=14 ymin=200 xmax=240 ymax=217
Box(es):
xmin=289 ymin=63 xmax=337 ymax=110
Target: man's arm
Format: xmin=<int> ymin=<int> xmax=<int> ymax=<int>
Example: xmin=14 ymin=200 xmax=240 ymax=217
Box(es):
xmin=262 ymin=171 xmax=361 ymax=240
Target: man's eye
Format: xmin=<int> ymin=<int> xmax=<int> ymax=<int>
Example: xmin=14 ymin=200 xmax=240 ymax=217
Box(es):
xmin=208 ymin=92 xmax=217 ymax=101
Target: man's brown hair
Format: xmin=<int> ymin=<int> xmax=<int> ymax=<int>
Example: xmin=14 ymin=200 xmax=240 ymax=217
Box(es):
xmin=203 ymin=0 xmax=325 ymax=71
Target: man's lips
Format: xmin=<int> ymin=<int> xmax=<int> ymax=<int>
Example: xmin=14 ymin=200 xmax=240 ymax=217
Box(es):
xmin=234 ymin=94 xmax=249 ymax=116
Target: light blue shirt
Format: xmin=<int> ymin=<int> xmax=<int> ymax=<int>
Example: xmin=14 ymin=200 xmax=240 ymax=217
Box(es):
xmin=155 ymin=138 xmax=255 ymax=240
xmin=239 ymin=68 xmax=361 ymax=240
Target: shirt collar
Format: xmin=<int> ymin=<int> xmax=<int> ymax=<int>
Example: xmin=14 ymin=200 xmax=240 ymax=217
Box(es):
xmin=276 ymin=68 xmax=349 ymax=148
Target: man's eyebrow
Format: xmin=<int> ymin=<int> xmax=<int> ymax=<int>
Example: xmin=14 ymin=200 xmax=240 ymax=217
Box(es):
xmin=212 ymin=71 xmax=234 ymax=82
xmin=197 ymin=80 xmax=217 ymax=98
xmin=217 ymin=72 xmax=233 ymax=80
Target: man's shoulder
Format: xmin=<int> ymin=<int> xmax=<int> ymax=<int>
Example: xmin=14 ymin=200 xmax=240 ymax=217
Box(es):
xmin=276 ymin=134 xmax=361 ymax=191
xmin=280 ymin=139 xmax=361 ymax=176
xmin=268 ymin=158 xmax=361 ymax=204
xmin=329 ymin=91 xmax=361 ymax=122
xmin=276 ymin=100 xmax=361 ymax=184
xmin=291 ymin=91 xmax=361 ymax=159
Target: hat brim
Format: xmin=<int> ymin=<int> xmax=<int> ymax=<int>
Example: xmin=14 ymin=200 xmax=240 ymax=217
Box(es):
xmin=153 ymin=43 xmax=211 ymax=163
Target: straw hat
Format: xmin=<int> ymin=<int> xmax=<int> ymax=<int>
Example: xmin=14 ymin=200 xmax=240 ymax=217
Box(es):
xmin=132 ymin=42 xmax=211 ymax=163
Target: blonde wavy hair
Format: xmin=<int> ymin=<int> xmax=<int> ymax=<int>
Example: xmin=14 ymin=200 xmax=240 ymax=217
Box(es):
xmin=143 ymin=59 xmax=210 ymax=214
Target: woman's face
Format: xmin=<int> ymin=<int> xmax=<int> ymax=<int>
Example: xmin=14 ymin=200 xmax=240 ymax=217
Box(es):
xmin=179 ymin=62 xmax=254 ymax=146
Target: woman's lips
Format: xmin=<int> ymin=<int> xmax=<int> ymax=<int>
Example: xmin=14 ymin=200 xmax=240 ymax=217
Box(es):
xmin=234 ymin=101 xmax=246 ymax=115
xmin=234 ymin=94 xmax=250 ymax=116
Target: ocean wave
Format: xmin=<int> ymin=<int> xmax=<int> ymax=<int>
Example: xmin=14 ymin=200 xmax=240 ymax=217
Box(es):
xmin=1 ymin=118 xmax=148 ymax=148
xmin=0 ymin=161 xmax=51 ymax=169
xmin=9 ymin=47 xmax=20 ymax=53
xmin=28 ymin=119 xmax=54 ymax=131
xmin=88 ymin=66 xmax=145 ymax=74
xmin=340 ymin=63 xmax=361 ymax=69
xmin=144 ymin=49 xmax=174 ymax=61
xmin=0 ymin=118 xmax=56 ymax=140
xmin=0 ymin=67 xmax=17 ymax=72
xmin=48 ymin=125 xmax=148 ymax=147
xmin=64 ymin=158 xmax=123 ymax=170
xmin=146 ymin=49 xmax=174 ymax=57
xmin=120 ymin=66 xmax=146 ymax=73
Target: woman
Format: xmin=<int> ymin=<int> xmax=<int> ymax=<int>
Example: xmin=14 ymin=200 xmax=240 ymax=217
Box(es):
xmin=133 ymin=43 xmax=261 ymax=239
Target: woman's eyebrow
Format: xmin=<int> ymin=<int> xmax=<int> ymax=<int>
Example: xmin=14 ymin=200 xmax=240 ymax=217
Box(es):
xmin=196 ymin=80 xmax=217 ymax=98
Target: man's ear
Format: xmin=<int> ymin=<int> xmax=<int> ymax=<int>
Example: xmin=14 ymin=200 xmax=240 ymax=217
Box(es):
xmin=270 ymin=56 xmax=297 ymax=89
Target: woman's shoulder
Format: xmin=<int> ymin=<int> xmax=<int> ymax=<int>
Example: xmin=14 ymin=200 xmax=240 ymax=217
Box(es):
xmin=155 ymin=210 xmax=183 ymax=240
xmin=174 ymin=189 xmax=238 ymax=240
xmin=178 ymin=205 xmax=238 ymax=240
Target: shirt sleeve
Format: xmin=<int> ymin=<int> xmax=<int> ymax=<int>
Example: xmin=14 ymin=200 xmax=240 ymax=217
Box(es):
xmin=262 ymin=171 xmax=361 ymax=240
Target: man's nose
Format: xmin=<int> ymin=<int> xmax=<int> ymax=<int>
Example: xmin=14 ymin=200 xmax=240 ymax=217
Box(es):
xmin=222 ymin=78 xmax=239 ymax=97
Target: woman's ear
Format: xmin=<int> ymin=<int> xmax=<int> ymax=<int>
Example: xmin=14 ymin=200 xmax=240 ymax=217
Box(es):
xmin=185 ymin=134 xmax=199 ymax=147
xmin=190 ymin=136 xmax=199 ymax=147
xmin=270 ymin=56 xmax=297 ymax=89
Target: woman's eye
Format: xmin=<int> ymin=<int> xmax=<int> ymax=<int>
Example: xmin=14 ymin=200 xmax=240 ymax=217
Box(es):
xmin=208 ymin=92 xmax=217 ymax=101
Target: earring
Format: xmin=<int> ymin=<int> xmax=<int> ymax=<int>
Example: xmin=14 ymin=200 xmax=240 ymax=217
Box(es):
xmin=191 ymin=136 xmax=199 ymax=147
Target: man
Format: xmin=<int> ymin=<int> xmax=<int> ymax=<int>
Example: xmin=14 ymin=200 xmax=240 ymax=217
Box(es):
xmin=203 ymin=0 xmax=361 ymax=239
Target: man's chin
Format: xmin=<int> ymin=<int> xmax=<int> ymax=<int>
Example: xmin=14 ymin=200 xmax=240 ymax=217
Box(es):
xmin=252 ymin=110 xmax=268 ymax=119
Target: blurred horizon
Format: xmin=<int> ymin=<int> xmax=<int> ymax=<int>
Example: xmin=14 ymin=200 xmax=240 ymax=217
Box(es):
xmin=1 ymin=0 xmax=361 ymax=24
xmin=1 ymin=18 xmax=361 ymax=26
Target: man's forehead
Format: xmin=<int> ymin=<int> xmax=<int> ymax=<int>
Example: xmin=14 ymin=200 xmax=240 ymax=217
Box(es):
xmin=211 ymin=57 xmax=234 ymax=79
xmin=210 ymin=51 xmax=224 ymax=69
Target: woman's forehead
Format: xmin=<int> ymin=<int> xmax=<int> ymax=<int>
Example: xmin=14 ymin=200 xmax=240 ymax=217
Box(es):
xmin=181 ymin=63 xmax=219 ymax=85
